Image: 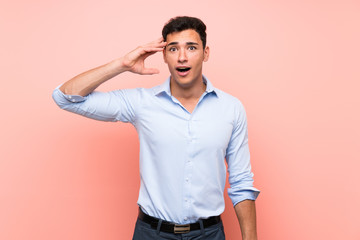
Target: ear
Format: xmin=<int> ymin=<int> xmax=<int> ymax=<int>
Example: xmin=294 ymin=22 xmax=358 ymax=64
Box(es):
xmin=203 ymin=46 xmax=210 ymax=62
xmin=163 ymin=48 xmax=168 ymax=64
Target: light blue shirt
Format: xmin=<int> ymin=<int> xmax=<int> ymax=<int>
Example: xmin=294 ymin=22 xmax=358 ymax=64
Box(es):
xmin=52 ymin=76 xmax=259 ymax=224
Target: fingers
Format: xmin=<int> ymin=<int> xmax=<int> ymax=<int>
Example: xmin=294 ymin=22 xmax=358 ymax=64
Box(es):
xmin=134 ymin=37 xmax=166 ymax=57
xmin=142 ymin=51 xmax=157 ymax=59
xmin=123 ymin=37 xmax=166 ymax=74
xmin=138 ymin=46 xmax=165 ymax=60
xmin=142 ymin=47 xmax=165 ymax=54
xmin=143 ymin=37 xmax=167 ymax=49
xmin=139 ymin=39 xmax=166 ymax=75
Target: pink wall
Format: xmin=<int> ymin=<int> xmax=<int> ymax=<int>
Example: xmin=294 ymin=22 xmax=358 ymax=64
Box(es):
xmin=1 ymin=0 xmax=359 ymax=239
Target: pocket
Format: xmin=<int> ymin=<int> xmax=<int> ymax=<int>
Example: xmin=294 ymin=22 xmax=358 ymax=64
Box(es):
xmin=132 ymin=219 xmax=157 ymax=240
xmin=202 ymin=222 xmax=226 ymax=240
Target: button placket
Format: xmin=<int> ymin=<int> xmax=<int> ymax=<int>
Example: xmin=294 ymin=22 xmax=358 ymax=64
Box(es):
xmin=183 ymin=117 xmax=195 ymax=222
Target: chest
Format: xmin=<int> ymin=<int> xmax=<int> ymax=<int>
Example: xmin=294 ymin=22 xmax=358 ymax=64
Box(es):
xmin=134 ymin=95 xmax=235 ymax=151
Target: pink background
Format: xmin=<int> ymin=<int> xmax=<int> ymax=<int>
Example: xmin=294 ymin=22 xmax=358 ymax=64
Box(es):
xmin=1 ymin=0 xmax=359 ymax=239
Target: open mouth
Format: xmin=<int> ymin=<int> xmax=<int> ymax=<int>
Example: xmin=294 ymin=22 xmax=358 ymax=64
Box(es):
xmin=176 ymin=67 xmax=191 ymax=76
xmin=176 ymin=67 xmax=191 ymax=72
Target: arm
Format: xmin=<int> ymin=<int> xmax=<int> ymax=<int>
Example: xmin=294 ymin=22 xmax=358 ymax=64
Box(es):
xmin=234 ymin=200 xmax=257 ymax=240
xmin=225 ymin=101 xmax=260 ymax=239
xmin=59 ymin=38 xmax=167 ymax=96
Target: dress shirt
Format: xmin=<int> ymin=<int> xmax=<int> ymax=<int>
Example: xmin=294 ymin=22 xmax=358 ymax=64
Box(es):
xmin=52 ymin=75 xmax=260 ymax=224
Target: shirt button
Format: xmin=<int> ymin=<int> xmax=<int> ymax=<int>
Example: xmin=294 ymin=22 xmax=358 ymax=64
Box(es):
xmin=71 ymin=99 xmax=76 ymax=102
xmin=185 ymin=178 xmax=189 ymax=182
xmin=184 ymin=217 xmax=188 ymax=221
xmin=68 ymin=96 xmax=72 ymax=99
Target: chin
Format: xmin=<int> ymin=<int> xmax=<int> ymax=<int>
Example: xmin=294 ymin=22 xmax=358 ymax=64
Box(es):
xmin=172 ymin=76 xmax=196 ymax=88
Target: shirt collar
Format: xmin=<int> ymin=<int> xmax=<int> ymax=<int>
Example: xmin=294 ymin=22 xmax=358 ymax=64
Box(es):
xmin=153 ymin=75 xmax=218 ymax=97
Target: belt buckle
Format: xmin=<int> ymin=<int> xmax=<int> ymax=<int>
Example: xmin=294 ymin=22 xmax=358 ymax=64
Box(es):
xmin=174 ymin=224 xmax=190 ymax=234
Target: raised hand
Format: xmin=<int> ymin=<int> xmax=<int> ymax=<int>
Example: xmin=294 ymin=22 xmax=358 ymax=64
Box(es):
xmin=59 ymin=38 xmax=167 ymax=96
xmin=122 ymin=37 xmax=167 ymax=75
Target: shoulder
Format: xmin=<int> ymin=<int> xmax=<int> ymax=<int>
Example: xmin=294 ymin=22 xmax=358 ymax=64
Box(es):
xmin=113 ymin=87 xmax=153 ymax=99
xmin=212 ymin=88 xmax=248 ymax=128
xmin=214 ymin=88 xmax=246 ymax=112
xmin=118 ymin=80 xmax=167 ymax=96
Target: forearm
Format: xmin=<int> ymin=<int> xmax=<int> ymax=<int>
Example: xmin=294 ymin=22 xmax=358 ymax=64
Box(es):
xmin=58 ymin=38 xmax=166 ymax=97
xmin=234 ymin=199 xmax=257 ymax=240
xmin=59 ymin=58 xmax=127 ymax=96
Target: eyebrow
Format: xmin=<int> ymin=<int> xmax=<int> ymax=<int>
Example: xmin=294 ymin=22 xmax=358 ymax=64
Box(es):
xmin=167 ymin=42 xmax=199 ymax=47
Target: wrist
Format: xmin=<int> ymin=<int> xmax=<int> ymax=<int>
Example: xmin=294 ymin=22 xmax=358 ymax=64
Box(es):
xmin=109 ymin=57 xmax=128 ymax=74
xmin=243 ymin=237 xmax=257 ymax=240
xmin=242 ymin=233 xmax=258 ymax=240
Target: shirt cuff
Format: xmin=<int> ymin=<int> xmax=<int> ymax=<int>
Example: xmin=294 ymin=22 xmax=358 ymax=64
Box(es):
xmin=230 ymin=190 xmax=260 ymax=207
xmin=53 ymin=85 xmax=86 ymax=103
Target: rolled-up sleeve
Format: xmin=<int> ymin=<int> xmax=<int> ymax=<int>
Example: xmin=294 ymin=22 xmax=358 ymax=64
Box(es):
xmin=225 ymin=102 xmax=260 ymax=206
xmin=52 ymin=85 xmax=139 ymax=123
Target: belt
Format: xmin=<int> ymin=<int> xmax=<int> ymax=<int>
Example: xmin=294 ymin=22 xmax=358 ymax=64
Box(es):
xmin=138 ymin=208 xmax=221 ymax=234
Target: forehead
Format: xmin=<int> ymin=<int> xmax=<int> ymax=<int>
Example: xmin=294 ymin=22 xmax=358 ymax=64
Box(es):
xmin=166 ymin=29 xmax=202 ymax=45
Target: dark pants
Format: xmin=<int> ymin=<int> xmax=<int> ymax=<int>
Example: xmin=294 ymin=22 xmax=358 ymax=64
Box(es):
xmin=132 ymin=218 xmax=226 ymax=240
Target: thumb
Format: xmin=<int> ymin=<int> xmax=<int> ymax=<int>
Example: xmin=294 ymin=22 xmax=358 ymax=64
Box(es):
xmin=141 ymin=67 xmax=160 ymax=75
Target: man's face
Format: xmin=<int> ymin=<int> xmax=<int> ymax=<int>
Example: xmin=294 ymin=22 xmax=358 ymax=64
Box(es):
xmin=163 ymin=29 xmax=209 ymax=89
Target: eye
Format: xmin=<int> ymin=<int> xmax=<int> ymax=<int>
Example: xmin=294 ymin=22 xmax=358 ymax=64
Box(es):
xmin=169 ymin=47 xmax=177 ymax=52
xmin=188 ymin=46 xmax=197 ymax=50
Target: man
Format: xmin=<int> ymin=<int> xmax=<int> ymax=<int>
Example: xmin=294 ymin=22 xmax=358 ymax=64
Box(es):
xmin=53 ymin=16 xmax=260 ymax=240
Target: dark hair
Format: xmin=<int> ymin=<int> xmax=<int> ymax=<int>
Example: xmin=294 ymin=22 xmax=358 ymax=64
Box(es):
xmin=162 ymin=16 xmax=207 ymax=49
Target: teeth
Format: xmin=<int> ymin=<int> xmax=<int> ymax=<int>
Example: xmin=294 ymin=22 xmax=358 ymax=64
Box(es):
xmin=177 ymin=67 xmax=190 ymax=72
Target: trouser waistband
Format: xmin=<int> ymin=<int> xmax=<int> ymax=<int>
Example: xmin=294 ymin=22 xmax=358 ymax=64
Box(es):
xmin=138 ymin=207 xmax=221 ymax=234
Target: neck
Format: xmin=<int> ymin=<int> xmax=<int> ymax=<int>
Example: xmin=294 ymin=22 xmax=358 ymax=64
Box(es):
xmin=170 ymin=77 xmax=206 ymax=100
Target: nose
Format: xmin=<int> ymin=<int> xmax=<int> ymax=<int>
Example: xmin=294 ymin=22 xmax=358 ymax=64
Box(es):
xmin=178 ymin=48 xmax=187 ymax=63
